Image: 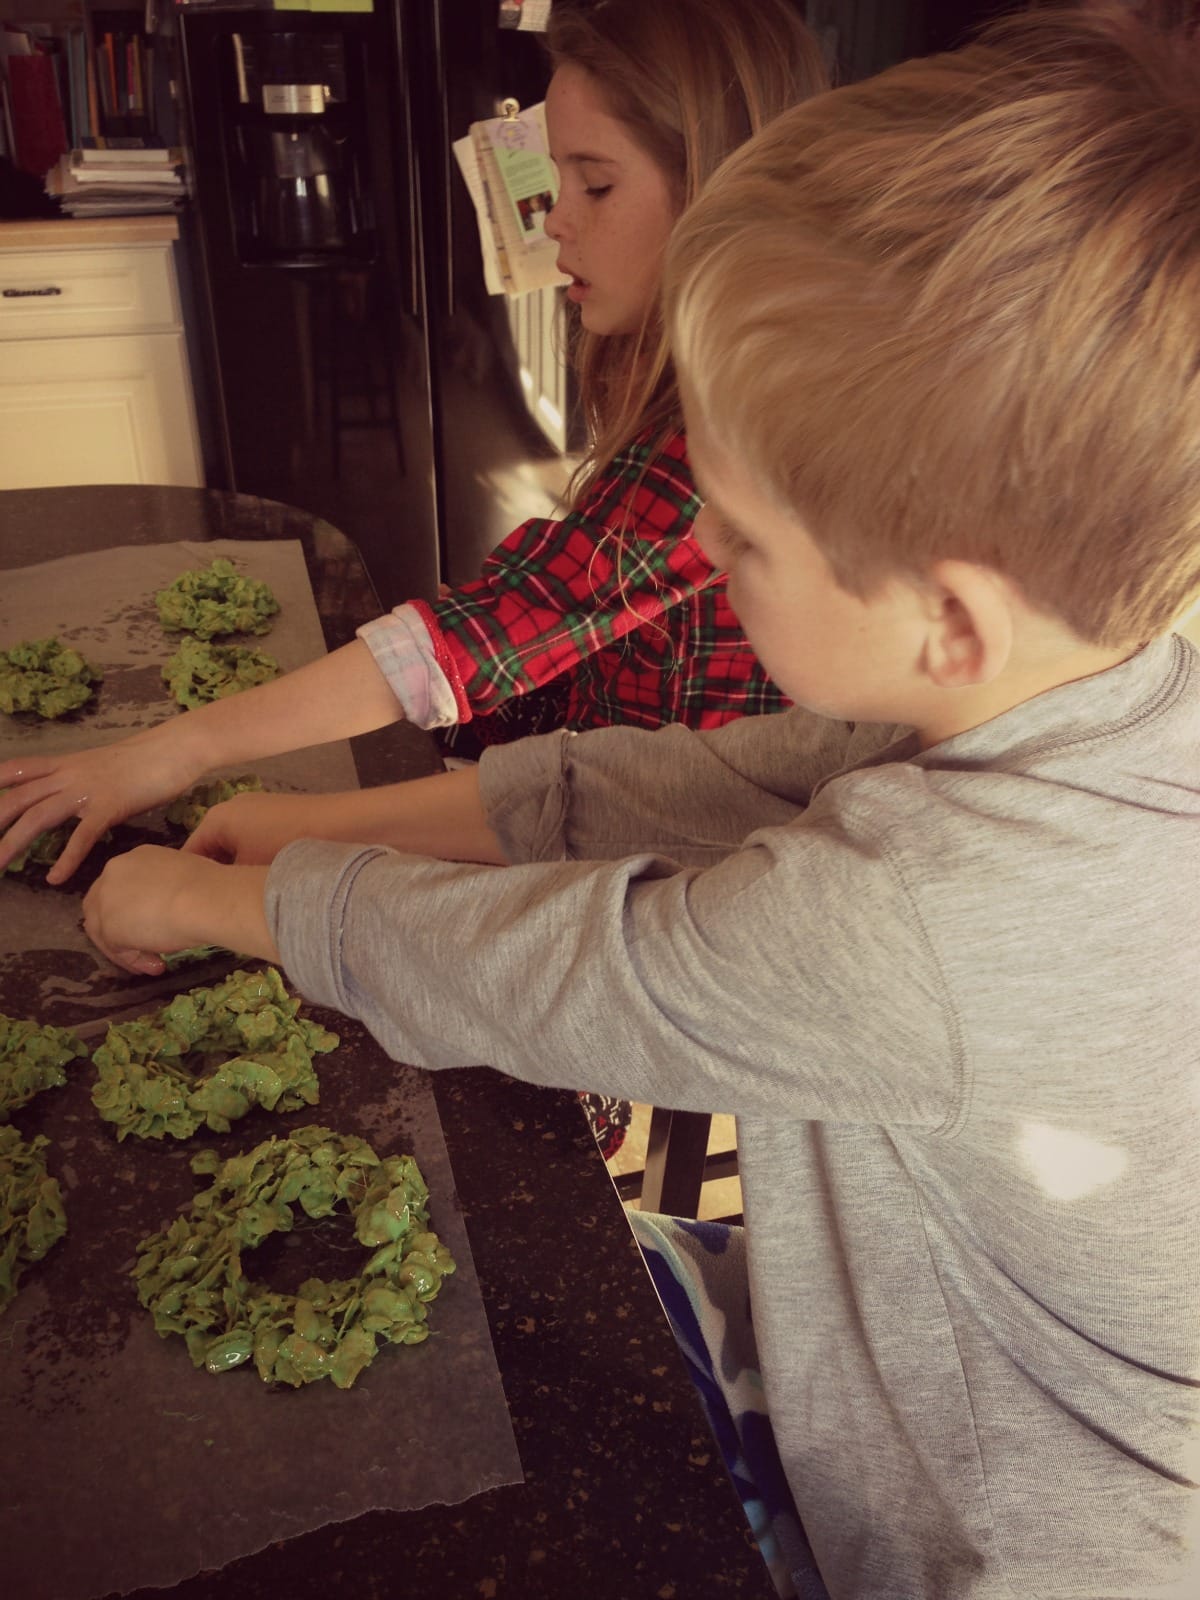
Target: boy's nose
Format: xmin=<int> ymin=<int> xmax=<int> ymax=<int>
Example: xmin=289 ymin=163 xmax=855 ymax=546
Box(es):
xmin=692 ymin=504 xmax=722 ymax=569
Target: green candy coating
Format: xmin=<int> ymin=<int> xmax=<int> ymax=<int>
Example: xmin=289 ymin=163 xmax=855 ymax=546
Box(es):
xmin=163 ymin=638 xmax=279 ymax=709
xmin=133 ymin=1124 xmax=456 ymax=1388
xmin=155 ymin=558 xmax=279 ymax=640
xmin=0 ymin=1125 xmax=67 ymax=1317
xmin=0 ymin=637 xmax=101 ymax=719
xmin=91 ymin=967 xmax=338 ymax=1141
xmin=0 ymin=1012 xmax=88 ymax=1123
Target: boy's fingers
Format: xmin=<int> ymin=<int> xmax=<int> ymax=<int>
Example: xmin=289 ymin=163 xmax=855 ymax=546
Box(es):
xmin=181 ymin=827 xmax=233 ymax=863
xmin=119 ymin=949 xmax=167 ymax=976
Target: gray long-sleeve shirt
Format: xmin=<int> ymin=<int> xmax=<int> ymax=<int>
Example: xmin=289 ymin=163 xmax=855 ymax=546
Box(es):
xmin=265 ymin=634 xmax=1200 ymax=1599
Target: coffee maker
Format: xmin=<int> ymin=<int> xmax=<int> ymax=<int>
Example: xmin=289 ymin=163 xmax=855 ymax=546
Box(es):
xmin=220 ymin=19 xmax=373 ymax=263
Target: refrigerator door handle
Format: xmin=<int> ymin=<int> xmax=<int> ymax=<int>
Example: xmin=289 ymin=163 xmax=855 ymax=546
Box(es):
xmin=429 ymin=0 xmax=456 ymax=319
xmin=392 ymin=0 xmax=422 ymax=319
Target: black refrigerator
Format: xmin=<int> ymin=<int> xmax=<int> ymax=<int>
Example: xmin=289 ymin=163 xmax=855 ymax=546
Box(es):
xmin=174 ymin=0 xmax=572 ymax=610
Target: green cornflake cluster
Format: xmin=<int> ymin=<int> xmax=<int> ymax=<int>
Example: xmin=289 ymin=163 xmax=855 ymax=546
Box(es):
xmin=133 ymin=1124 xmax=456 ymax=1388
xmin=0 ymin=1125 xmax=67 ymax=1317
xmin=0 ymin=637 xmax=101 ymax=719
xmin=165 ymin=774 xmax=265 ymax=833
xmin=156 ymin=558 xmax=280 ymax=641
xmin=0 ymin=1016 xmax=83 ymax=1311
xmin=91 ymin=967 xmax=339 ymax=1141
xmin=0 ymin=1011 xmax=88 ymax=1122
xmin=163 ymin=637 xmax=280 ymax=709
xmin=161 ymin=945 xmax=229 ymax=970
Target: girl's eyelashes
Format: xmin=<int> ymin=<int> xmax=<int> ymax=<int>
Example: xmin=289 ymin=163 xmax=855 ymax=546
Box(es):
xmin=584 ymin=184 xmax=613 ymax=199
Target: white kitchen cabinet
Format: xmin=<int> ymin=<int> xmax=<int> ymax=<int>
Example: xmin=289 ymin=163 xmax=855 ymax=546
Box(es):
xmin=0 ymin=218 xmax=203 ymax=490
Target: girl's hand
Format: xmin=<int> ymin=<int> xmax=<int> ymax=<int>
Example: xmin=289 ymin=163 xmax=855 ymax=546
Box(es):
xmin=0 ymin=737 xmax=197 ymax=884
xmin=82 ymin=845 xmax=276 ymax=975
xmin=184 ymin=792 xmax=328 ymax=866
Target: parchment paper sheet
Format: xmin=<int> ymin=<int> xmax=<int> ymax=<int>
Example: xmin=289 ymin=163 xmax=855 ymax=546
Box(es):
xmin=0 ymin=542 xmax=523 ymax=1598
xmin=0 ymin=1025 xmax=523 ymax=1600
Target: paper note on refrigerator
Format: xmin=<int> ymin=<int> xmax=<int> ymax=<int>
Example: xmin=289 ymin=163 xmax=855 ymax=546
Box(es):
xmin=453 ymin=100 xmax=569 ymax=299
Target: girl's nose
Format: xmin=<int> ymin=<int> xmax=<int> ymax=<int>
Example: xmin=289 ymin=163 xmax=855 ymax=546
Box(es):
xmin=544 ymin=187 xmax=570 ymax=244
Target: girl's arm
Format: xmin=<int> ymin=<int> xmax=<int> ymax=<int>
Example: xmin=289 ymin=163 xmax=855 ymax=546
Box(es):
xmin=82 ymin=766 xmax=504 ymax=976
xmin=407 ymin=431 xmax=716 ymax=723
xmin=184 ymin=767 xmax=506 ymax=867
xmin=0 ymin=639 xmax=406 ymax=882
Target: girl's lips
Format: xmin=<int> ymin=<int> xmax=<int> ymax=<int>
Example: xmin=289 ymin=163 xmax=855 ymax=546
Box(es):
xmin=558 ymin=261 xmax=591 ymax=298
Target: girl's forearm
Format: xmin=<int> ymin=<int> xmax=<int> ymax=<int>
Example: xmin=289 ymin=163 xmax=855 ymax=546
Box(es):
xmin=189 ymin=767 xmax=509 ymax=868
xmin=157 ymin=639 xmax=408 ymax=777
xmin=291 ymin=769 xmax=508 ymax=863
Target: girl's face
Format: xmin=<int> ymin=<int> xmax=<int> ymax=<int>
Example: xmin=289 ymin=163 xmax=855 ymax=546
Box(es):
xmin=544 ymin=64 xmax=679 ymax=337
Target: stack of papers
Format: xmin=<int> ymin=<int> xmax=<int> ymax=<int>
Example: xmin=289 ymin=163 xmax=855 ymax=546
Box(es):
xmin=45 ymin=145 xmax=185 ymax=217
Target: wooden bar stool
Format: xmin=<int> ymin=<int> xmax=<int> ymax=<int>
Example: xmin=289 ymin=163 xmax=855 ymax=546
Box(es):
xmin=613 ymin=1108 xmax=742 ymax=1221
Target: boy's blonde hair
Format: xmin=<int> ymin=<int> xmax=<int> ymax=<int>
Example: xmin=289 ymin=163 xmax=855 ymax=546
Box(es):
xmin=546 ymin=0 xmax=827 ymax=501
xmin=667 ymin=2 xmax=1200 ymax=647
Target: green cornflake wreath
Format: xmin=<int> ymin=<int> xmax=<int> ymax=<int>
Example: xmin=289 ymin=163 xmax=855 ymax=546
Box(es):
xmin=156 ymin=557 xmax=280 ymax=640
xmin=0 ymin=637 xmax=101 ymax=719
xmin=0 ymin=1011 xmax=88 ymax=1122
xmin=91 ymin=967 xmax=338 ymax=1142
xmin=165 ymin=773 xmax=265 ymax=833
xmin=133 ymin=1124 xmax=456 ymax=1388
xmin=0 ymin=1125 xmax=67 ymax=1316
xmin=163 ymin=637 xmax=280 ymax=709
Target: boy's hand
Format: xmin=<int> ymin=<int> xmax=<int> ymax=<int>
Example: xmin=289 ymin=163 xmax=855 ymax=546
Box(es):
xmin=0 ymin=739 xmax=196 ymax=883
xmin=184 ymin=792 xmax=322 ymax=866
xmin=82 ymin=845 xmax=277 ymax=975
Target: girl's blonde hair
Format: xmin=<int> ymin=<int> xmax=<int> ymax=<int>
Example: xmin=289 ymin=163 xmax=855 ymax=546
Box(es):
xmin=667 ymin=2 xmax=1200 ymax=647
xmin=546 ymin=0 xmax=827 ymax=503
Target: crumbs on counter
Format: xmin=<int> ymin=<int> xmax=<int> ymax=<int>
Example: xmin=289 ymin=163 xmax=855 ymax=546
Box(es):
xmin=0 ymin=637 xmax=101 ymax=719
xmin=133 ymin=1124 xmax=456 ymax=1388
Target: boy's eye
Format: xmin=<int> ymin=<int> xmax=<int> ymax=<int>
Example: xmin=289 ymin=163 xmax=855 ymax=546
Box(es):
xmin=715 ymin=520 xmax=750 ymax=558
xmin=584 ymin=184 xmax=613 ymax=200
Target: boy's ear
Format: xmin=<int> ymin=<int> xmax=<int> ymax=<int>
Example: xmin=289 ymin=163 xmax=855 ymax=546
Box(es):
xmin=920 ymin=560 xmax=1014 ymax=689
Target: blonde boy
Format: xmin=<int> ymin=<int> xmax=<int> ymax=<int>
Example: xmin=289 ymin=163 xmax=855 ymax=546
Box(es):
xmin=82 ymin=5 xmax=1200 ymax=1596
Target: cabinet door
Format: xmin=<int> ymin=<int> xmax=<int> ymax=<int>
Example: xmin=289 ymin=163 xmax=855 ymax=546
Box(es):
xmin=0 ymin=333 xmax=203 ymax=489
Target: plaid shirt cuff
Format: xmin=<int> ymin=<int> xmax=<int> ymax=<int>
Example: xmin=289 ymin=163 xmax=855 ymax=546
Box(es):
xmin=356 ymin=604 xmax=460 ymax=729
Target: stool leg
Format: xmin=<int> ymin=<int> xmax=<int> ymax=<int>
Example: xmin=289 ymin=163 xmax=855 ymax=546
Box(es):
xmin=640 ymin=1108 xmax=713 ymax=1218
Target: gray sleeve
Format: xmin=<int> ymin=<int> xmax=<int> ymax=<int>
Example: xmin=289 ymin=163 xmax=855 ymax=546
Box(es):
xmin=478 ymin=709 xmax=884 ymax=867
xmin=264 ymin=806 xmax=958 ymax=1127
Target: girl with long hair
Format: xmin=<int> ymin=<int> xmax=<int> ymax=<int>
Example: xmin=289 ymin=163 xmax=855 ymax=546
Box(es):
xmin=1 ymin=0 xmax=826 ymax=880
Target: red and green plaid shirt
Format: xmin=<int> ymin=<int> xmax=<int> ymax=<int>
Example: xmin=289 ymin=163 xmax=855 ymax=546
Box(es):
xmin=412 ymin=428 xmax=788 ymax=734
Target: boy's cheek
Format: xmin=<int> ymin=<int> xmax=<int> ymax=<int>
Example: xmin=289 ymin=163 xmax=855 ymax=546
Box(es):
xmin=691 ymin=505 xmax=722 ymax=567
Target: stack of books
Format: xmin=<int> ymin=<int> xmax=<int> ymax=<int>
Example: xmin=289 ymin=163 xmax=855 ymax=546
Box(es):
xmin=44 ymin=141 xmax=185 ymax=218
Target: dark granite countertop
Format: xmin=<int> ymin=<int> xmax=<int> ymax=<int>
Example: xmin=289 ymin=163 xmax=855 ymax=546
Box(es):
xmin=0 ymin=486 xmax=775 ymax=1600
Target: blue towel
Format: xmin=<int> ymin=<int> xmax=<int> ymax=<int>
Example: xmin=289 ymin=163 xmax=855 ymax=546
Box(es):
xmin=628 ymin=1211 xmax=831 ymax=1600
